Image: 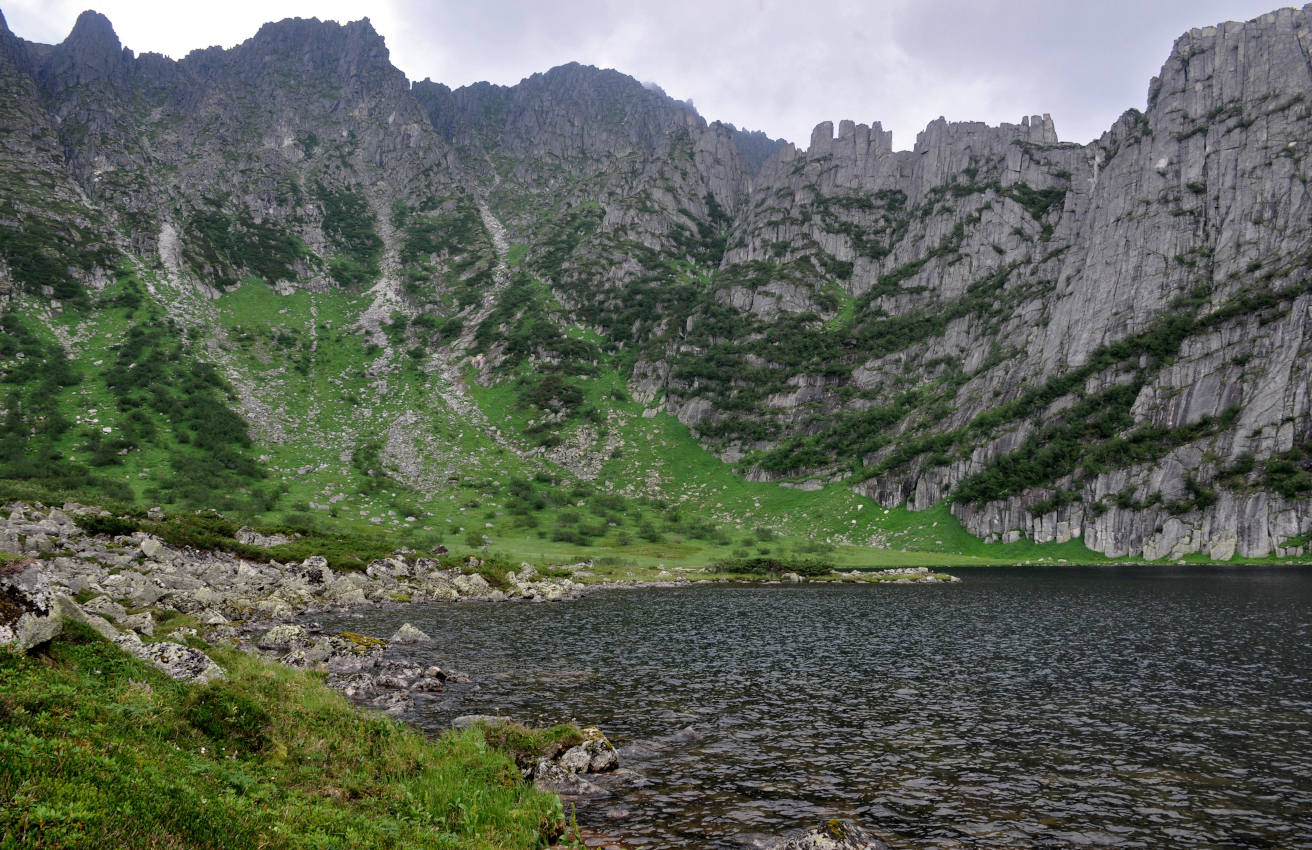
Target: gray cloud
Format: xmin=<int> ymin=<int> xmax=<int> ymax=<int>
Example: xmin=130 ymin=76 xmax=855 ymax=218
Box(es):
xmin=7 ymin=0 xmax=1292 ymax=148
xmin=384 ymin=0 xmax=1286 ymax=148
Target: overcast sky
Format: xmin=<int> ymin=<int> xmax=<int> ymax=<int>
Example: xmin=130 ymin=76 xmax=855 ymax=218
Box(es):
xmin=3 ymin=0 xmax=1292 ymax=148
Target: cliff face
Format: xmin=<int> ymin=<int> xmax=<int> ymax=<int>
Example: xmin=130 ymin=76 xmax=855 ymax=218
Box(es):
xmin=633 ymin=8 xmax=1312 ymax=560
xmin=0 ymin=6 xmax=1307 ymax=559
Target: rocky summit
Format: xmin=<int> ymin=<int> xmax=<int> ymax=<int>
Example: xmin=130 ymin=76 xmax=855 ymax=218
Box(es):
xmin=0 ymin=7 xmax=1309 ymax=561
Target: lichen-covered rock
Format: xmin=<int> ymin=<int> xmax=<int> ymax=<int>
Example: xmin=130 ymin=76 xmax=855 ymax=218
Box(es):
xmin=257 ymin=623 xmax=311 ymax=651
xmin=139 ymin=536 xmax=169 ymax=562
xmin=82 ymin=595 xmax=127 ymax=621
xmin=451 ymin=573 xmax=492 ymax=596
xmin=531 ymin=757 xmax=604 ymax=796
xmin=410 ymin=676 xmax=444 ymax=692
xmin=120 ymin=611 xmax=154 ymax=636
xmin=322 ymin=577 xmax=367 ymax=605
xmin=0 ymin=559 xmax=60 ymax=651
xmin=558 ymin=726 xmax=620 ymax=774
xmin=129 ymin=640 xmax=226 ymax=684
xmin=775 ymin=820 xmax=891 ymax=850
xmin=289 ymin=556 xmax=334 ymax=586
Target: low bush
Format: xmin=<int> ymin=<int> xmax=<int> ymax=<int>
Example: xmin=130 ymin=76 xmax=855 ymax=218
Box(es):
xmin=711 ymin=556 xmax=834 ymax=577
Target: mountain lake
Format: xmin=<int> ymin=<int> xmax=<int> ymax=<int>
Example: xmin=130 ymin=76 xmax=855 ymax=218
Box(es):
xmin=313 ymin=566 xmax=1312 ymax=849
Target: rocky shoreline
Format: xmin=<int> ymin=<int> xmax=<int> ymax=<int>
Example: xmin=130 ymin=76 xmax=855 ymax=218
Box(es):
xmin=2 ymin=499 xmax=936 ymax=850
xmin=1 ymin=498 xmax=958 ymax=710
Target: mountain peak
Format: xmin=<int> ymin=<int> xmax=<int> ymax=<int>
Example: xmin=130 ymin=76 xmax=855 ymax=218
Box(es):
xmin=237 ymin=15 xmax=396 ymax=83
xmin=64 ymin=10 xmax=122 ymax=55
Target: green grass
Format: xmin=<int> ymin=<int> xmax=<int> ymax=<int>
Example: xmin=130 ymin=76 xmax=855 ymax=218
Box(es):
xmin=7 ymin=257 xmax=1293 ymax=573
xmin=0 ymin=622 xmax=566 ymax=849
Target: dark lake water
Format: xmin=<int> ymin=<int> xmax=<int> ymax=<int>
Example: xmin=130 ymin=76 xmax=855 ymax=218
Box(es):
xmin=315 ymin=567 xmax=1312 ymax=848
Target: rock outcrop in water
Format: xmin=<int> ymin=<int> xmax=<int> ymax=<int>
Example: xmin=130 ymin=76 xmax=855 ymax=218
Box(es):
xmin=0 ymin=7 xmax=1309 ymax=561
xmin=771 ymin=820 xmax=892 ymax=850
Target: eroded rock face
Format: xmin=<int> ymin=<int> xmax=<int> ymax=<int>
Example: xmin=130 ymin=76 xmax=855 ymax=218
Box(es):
xmin=1 ymin=6 xmax=1309 ymax=565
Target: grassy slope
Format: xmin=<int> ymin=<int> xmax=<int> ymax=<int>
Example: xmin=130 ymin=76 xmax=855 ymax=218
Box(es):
xmin=0 ymin=622 xmax=565 ymax=849
xmin=13 ymin=267 xmax=1301 ymax=571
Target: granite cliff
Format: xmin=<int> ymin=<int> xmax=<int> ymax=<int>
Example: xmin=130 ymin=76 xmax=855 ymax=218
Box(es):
xmin=0 ymin=6 xmax=1308 ymax=560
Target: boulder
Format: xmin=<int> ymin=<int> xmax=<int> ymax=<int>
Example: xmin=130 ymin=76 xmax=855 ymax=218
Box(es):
xmin=139 ymin=536 xmax=170 ymax=562
xmin=257 ymin=623 xmax=311 ymax=651
xmin=322 ymin=577 xmax=367 ymax=605
xmin=82 ymin=595 xmax=127 ymax=621
xmin=774 ymin=820 xmax=891 ymax=850
xmin=366 ymin=557 xmax=411 ymax=579
xmin=369 ymin=690 xmax=414 ymax=716
xmin=129 ymin=640 xmax=226 ymax=685
xmin=120 ymin=612 xmax=154 ymax=636
xmin=559 ymin=726 xmax=621 ymax=774
xmin=532 ymin=757 xmax=604 ymax=796
xmin=0 ymin=559 xmax=61 ymax=651
xmin=451 ymin=714 xmax=511 ymax=729
xmin=289 ymin=556 xmax=334 ymax=586
xmin=452 ymin=573 xmax=492 ymax=596
xmin=253 ymin=598 xmax=296 ymax=619
xmin=390 ymin=622 xmax=432 ymax=644
xmin=235 ymin=527 xmax=292 ymax=548
xmin=326 ymin=671 xmax=378 ymax=699
xmin=410 ymin=676 xmax=445 ymax=692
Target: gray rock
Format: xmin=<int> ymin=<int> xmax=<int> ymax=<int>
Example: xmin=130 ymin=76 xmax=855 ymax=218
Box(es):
xmin=120 ymin=612 xmax=154 ymax=636
xmin=0 ymin=560 xmax=60 ymax=651
xmin=389 ymin=622 xmax=432 ymax=644
xmin=129 ymin=640 xmax=226 ymax=684
xmin=451 ymin=714 xmax=511 ymax=729
xmin=257 ymin=623 xmax=311 ymax=650
xmin=81 ymin=595 xmax=127 ymax=621
xmin=371 ymin=690 xmax=415 ymax=715
xmin=451 ymin=573 xmax=492 ymax=596
xmin=235 ymin=527 xmax=292 ymax=548
xmin=773 ymin=820 xmax=891 ymax=850
xmin=290 ymin=556 xmax=334 ymax=586
xmin=321 ymin=577 xmax=367 ymax=605
xmin=531 ymin=757 xmax=605 ymax=796
xmin=139 ymin=537 xmax=169 ymax=561
xmin=326 ymin=671 xmax=377 ymax=699
xmin=410 ymin=676 xmax=445 ymax=692
xmin=559 ymin=726 xmax=621 ymax=774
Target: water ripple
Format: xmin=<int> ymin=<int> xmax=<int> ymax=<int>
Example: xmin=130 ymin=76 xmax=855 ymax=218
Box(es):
xmin=315 ymin=566 xmax=1312 ymax=849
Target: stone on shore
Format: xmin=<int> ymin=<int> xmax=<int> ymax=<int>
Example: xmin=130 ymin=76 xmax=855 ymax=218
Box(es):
xmin=258 ymin=623 xmax=312 ymax=651
xmin=532 ymin=757 xmax=605 ymax=796
xmin=558 ymin=725 xmax=621 ymax=774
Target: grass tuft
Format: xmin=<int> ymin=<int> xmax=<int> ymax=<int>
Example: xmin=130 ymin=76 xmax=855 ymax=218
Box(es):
xmin=0 ymin=622 xmax=565 ymax=849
